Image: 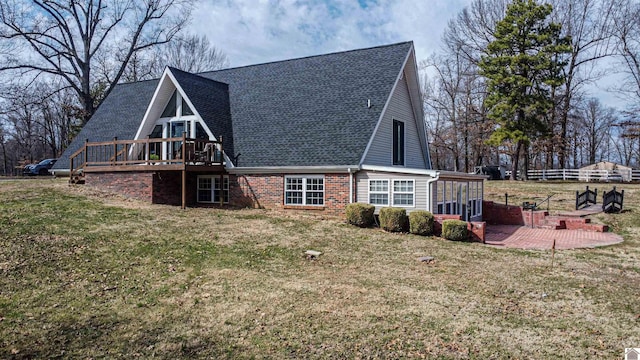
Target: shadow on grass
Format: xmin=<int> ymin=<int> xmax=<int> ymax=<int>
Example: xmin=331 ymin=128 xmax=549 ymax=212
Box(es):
xmin=3 ymin=312 xmax=247 ymax=359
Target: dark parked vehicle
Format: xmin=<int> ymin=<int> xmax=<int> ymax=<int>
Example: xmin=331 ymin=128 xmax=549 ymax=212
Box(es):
xmin=22 ymin=164 xmax=34 ymax=175
xmin=23 ymin=158 xmax=57 ymax=176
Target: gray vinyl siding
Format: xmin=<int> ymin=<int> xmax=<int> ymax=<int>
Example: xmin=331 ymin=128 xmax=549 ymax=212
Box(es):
xmin=363 ymin=74 xmax=427 ymax=169
xmin=355 ymin=170 xmax=431 ymax=214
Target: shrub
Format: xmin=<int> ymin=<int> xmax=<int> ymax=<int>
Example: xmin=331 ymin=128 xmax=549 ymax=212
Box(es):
xmin=442 ymin=219 xmax=468 ymax=241
xmin=379 ymin=207 xmax=407 ymax=232
xmin=345 ymin=203 xmax=375 ymax=227
xmin=409 ymin=210 xmax=434 ymax=236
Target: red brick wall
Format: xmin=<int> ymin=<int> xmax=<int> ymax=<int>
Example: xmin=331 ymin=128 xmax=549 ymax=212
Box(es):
xmin=231 ymin=173 xmax=351 ymax=214
xmin=324 ymin=174 xmax=351 ymax=211
xmin=482 ymin=201 xmax=548 ymax=227
xmin=85 ymin=172 xmax=153 ymax=202
xmin=152 ymin=171 xmax=198 ymax=206
xmin=483 ymin=201 xmax=525 ymax=225
xmin=86 ymin=171 xmax=352 ymax=213
xmin=85 ymin=171 xmax=200 ymax=206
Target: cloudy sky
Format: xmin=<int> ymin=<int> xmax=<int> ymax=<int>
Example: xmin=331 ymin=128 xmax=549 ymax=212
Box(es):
xmin=188 ymin=0 xmax=471 ymax=67
xmin=187 ymin=0 xmax=627 ymax=108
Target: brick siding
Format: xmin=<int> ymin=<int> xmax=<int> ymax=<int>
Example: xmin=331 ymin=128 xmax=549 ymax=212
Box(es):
xmin=85 ymin=171 xmax=198 ymax=206
xmin=86 ymin=171 xmax=352 ymax=214
xmin=85 ymin=172 xmax=153 ymax=202
xmin=231 ymin=173 xmax=351 ymax=215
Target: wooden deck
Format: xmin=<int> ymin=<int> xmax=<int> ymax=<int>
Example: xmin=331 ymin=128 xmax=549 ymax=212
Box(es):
xmin=69 ymin=135 xmax=226 ymax=208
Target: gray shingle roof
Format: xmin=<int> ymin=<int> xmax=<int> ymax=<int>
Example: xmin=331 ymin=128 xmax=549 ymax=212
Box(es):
xmin=54 ymin=79 xmax=158 ymax=170
xmin=54 ymin=41 xmax=412 ymax=170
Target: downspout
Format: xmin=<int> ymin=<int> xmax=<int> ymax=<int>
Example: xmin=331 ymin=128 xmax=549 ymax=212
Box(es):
xmin=425 ymin=171 xmax=440 ymax=213
xmin=348 ymin=167 xmax=354 ymax=203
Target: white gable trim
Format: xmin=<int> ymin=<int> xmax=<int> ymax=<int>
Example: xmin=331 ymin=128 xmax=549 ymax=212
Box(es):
xmin=132 ymin=67 xmax=216 ymax=142
xmin=132 ymin=68 xmax=171 ymax=141
xmin=403 ymin=47 xmax=431 ymax=169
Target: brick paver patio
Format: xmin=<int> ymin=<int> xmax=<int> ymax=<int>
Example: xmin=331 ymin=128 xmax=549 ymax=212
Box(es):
xmin=484 ymin=225 xmax=623 ymax=250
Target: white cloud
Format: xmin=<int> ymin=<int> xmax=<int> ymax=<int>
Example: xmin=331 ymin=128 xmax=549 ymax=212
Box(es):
xmin=188 ymin=0 xmax=472 ymax=67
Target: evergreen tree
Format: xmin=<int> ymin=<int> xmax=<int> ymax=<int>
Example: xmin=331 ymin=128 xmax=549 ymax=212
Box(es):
xmin=479 ymin=0 xmax=571 ymax=180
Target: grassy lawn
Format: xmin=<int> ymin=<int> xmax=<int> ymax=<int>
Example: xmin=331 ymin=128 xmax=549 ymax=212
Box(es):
xmin=1 ymin=178 xmax=639 ymax=358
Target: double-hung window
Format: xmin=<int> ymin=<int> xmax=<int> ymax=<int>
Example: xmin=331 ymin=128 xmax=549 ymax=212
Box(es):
xmin=197 ymin=175 xmax=229 ymax=203
xmin=367 ymin=178 xmax=414 ymax=207
xmin=285 ymin=176 xmax=324 ymax=206
xmin=393 ymin=180 xmax=414 ymax=206
xmin=369 ymin=180 xmax=389 ymax=205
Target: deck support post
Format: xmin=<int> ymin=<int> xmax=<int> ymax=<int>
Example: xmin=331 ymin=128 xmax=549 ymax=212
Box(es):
xmin=219 ymin=173 xmax=224 ymax=206
xmin=181 ymin=169 xmax=187 ymax=209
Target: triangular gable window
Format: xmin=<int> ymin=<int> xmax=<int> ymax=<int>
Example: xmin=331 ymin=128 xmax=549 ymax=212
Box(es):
xmin=160 ymin=89 xmax=195 ymax=117
xmin=182 ymin=97 xmax=194 ymax=116
xmin=161 ymin=90 xmax=178 ymax=117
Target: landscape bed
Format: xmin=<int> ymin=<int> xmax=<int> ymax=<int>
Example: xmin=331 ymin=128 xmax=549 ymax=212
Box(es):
xmin=1 ymin=178 xmax=639 ymax=358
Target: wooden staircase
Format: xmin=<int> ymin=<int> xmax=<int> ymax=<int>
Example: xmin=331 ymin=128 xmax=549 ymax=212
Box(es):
xmin=69 ymin=170 xmax=85 ymax=184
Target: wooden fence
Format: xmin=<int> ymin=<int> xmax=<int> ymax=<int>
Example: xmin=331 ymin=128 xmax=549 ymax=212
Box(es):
xmin=502 ymin=169 xmax=640 ymax=182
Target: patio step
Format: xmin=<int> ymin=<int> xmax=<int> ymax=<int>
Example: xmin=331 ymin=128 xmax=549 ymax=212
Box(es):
xmin=537 ymin=216 xmax=566 ymax=230
xmin=536 ymin=215 xmax=607 ymax=232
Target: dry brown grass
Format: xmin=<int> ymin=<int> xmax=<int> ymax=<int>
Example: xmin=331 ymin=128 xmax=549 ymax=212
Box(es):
xmin=0 ymin=178 xmax=639 ymax=358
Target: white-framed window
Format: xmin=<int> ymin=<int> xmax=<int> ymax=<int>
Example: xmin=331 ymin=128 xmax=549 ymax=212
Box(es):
xmin=393 ymin=119 xmax=405 ymax=166
xmin=393 ymin=179 xmax=414 ymax=206
xmin=197 ymin=177 xmax=212 ymax=202
xmin=368 ymin=179 xmax=389 ymax=205
xmin=197 ymin=175 xmax=229 ymax=203
xmin=285 ymin=175 xmax=324 ymax=206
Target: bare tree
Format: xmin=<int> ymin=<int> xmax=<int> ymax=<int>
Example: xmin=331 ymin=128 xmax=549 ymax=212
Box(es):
xmin=423 ymin=52 xmax=492 ymax=172
xmin=159 ymin=33 xmax=229 ymax=73
xmin=549 ymin=0 xmax=618 ymax=168
xmin=0 ymin=0 xmax=193 ymax=124
xmin=0 ymin=119 xmax=8 ymax=175
xmin=123 ymin=33 xmax=230 ymax=82
xmin=422 ymin=0 xmax=506 ymax=172
xmin=612 ymin=0 xmax=640 ymax=105
xmin=443 ymin=0 xmax=509 ymax=65
xmin=574 ymin=98 xmax=617 ymax=163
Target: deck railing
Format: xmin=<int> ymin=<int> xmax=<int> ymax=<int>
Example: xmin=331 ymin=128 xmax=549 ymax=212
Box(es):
xmin=69 ymin=134 xmax=223 ymax=177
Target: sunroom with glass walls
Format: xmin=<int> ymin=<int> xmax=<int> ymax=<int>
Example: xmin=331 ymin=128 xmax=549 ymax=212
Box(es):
xmin=432 ymin=179 xmax=483 ymax=221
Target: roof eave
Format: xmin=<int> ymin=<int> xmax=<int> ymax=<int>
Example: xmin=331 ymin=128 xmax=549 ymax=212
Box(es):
xmin=227 ymin=165 xmax=361 ymax=174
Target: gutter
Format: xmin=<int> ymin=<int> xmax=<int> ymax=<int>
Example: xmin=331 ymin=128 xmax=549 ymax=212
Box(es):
xmin=347 ymin=167 xmax=356 ymax=203
xmin=227 ymin=165 xmax=361 ymax=175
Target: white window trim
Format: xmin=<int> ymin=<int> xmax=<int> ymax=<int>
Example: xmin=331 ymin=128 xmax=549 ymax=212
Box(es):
xmin=392 ymin=179 xmax=415 ymax=207
xmin=390 ymin=179 xmax=416 ymax=208
xmin=366 ymin=178 xmax=416 ymax=208
xmin=284 ymin=175 xmax=325 ymax=206
xmin=392 ymin=118 xmax=406 ymax=167
xmin=156 ymin=91 xmax=213 ymax=140
xmin=197 ymin=175 xmax=229 ymax=204
xmin=368 ymin=179 xmax=390 ymax=206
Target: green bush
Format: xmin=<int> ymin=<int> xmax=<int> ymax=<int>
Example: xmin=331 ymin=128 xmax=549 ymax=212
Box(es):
xmin=345 ymin=203 xmax=375 ymax=227
xmin=379 ymin=207 xmax=407 ymax=232
xmin=409 ymin=210 xmax=434 ymax=236
xmin=442 ymin=219 xmax=468 ymax=241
